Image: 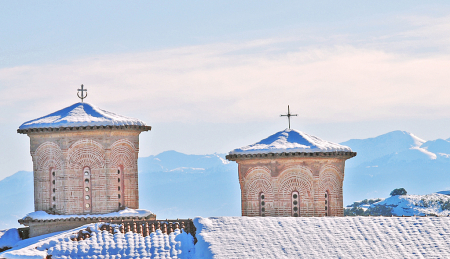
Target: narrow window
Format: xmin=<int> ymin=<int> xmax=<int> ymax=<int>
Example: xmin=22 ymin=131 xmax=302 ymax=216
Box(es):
xmin=325 ymin=191 xmax=330 ymax=216
xmin=83 ymin=167 xmax=92 ymax=213
xmin=292 ymin=191 xmax=299 ymax=217
xmin=117 ymin=167 xmax=125 ymax=209
xmin=49 ymin=168 xmax=56 ymax=211
xmin=260 ymin=193 xmax=265 ymax=217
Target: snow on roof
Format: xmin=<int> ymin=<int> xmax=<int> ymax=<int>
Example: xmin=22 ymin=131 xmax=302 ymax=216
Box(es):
xmin=3 ymin=216 xmax=450 ymax=258
xmin=22 ymin=208 xmax=153 ymax=221
xmin=0 ymin=223 xmax=194 ymax=259
xmin=19 ymin=102 xmax=148 ymax=130
xmin=0 ymin=229 xmax=20 ymax=249
xmin=194 ymin=216 xmax=450 ymax=258
xmin=229 ymin=128 xmax=353 ymax=155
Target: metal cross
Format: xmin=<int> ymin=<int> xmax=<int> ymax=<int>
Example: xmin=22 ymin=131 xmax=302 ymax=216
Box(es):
xmin=77 ymin=84 xmax=88 ymax=102
xmin=280 ymin=105 xmax=297 ymax=129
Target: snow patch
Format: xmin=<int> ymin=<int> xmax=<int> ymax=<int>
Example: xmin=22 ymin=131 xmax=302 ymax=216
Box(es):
xmin=408 ymin=132 xmax=426 ymax=147
xmin=410 ymin=146 xmax=437 ymax=160
xmin=0 ymin=229 xmax=21 ymax=249
xmin=214 ymin=154 xmax=230 ymax=165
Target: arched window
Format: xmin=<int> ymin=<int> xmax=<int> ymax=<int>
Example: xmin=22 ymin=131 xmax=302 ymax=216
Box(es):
xmin=49 ymin=168 xmax=56 ymax=211
xmin=260 ymin=192 xmax=265 ymax=217
xmin=325 ymin=191 xmax=330 ymax=216
xmin=83 ymin=167 xmax=92 ymax=213
xmin=292 ymin=191 xmax=299 ymax=217
xmin=117 ymin=167 xmax=125 ymax=209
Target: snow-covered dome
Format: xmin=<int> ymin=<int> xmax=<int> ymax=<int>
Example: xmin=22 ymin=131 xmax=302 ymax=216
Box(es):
xmin=18 ymin=102 xmax=150 ymax=132
xmin=229 ymin=128 xmax=353 ymax=155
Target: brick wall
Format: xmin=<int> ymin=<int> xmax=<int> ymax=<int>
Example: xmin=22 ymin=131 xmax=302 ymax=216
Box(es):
xmin=235 ymin=157 xmax=348 ymax=217
xmin=27 ymin=129 xmax=143 ymax=215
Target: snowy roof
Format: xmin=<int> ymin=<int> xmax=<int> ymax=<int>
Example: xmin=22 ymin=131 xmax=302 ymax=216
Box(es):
xmin=18 ymin=102 xmax=150 ymax=132
xmin=3 ymin=216 xmax=450 ymax=258
xmin=0 ymin=222 xmax=194 ymax=259
xmin=194 ymin=216 xmax=450 ymax=258
xmin=20 ymin=208 xmax=154 ymax=223
xmin=228 ymin=128 xmax=354 ymax=156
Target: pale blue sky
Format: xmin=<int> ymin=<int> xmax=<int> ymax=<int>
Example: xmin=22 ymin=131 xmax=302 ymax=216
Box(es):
xmin=1 ymin=1 xmax=450 ymax=179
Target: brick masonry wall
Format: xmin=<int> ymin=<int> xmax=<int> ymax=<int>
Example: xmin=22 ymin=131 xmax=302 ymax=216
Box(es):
xmin=236 ymin=157 xmax=348 ymax=217
xmin=27 ymin=129 xmax=143 ymax=215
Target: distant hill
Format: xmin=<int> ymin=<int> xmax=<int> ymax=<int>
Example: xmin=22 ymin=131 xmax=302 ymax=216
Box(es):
xmin=345 ymin=193 xmax=450 ymax=216
xmin=0 ymin=171 xmax=33 ymax=229
xmin=137 ymin=151 xmax=240 ymax=220
xmin=342 ymin=130 xmax=450 ymax=205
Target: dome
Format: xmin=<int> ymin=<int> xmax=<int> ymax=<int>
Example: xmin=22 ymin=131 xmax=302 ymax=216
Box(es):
xmin=18 ymin=102 xmax=150 ymax=133
xmin=229 ymin=128 xmax=353 ymax=155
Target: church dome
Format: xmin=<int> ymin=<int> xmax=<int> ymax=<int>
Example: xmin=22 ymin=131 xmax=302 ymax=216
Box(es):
xmin=229 ymin=128 xmax=353 ymax=155
xmin=18 ymin=102 xmax=150 ymax=133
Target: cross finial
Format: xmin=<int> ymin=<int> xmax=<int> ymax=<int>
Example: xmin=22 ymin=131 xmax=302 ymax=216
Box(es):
xmin=280 ymin=105 xmax=297 ymax=129
xmin=77 ymin=84 xmax=87 ymax=102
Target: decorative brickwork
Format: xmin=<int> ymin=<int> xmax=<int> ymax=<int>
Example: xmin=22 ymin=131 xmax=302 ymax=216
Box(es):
xmin=227 ymin=153 xmax=356 ymax=217
xmin=25 ymin=128 xmax=146 ymax=215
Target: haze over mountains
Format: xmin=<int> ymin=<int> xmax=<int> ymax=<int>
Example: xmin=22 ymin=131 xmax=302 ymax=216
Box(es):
xmin=343 ymin=130 xmax=450 ymax=205
xmin=1 ymin=130 xmax=449 ymax=229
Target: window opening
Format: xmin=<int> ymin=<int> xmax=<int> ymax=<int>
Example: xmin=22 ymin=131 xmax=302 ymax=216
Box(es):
xmin=325 ymin=191 xmax=330 ymax=216
xmin=260 ymin=193 xmax=265 ymax=217
xmin=49 ymin=168 xmax=56 ymax=211
xmin=83 ymin=167 xmax=92 ymax=213
xmin=292 ymin=191 xmax=299 ymax=217
xmin=117 ymin=167 xmax=125 ymax=209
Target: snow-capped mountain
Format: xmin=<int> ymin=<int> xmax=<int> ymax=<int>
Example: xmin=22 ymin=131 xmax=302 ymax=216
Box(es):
xmin=345 ymin=193 xmax=450 ymax=216
xmin=342 ymin=130 xmax=450 ymax=205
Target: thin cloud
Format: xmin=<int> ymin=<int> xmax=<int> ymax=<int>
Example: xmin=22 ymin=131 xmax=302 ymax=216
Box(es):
xmin=1 ymin=42 xmax=449 ymax=126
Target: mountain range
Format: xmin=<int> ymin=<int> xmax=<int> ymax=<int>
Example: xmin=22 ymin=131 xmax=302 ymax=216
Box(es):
xmin=0 ymin=130 xmax=449 ymax=229
xmin=342 ymin=130 xmax=450 ymax=205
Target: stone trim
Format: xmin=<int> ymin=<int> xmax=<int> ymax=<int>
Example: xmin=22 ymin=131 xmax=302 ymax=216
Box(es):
xmin=17 ymin=125 xmax=152 ymax=134
xmin=226 ymin=151 xmax=357 ymax=161
xmin=18 ymin=213 xmax=157 ymax=224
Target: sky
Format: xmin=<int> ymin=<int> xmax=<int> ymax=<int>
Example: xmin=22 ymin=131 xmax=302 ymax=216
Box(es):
xmin=1 ymin=1 xmax=450 ymax=180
